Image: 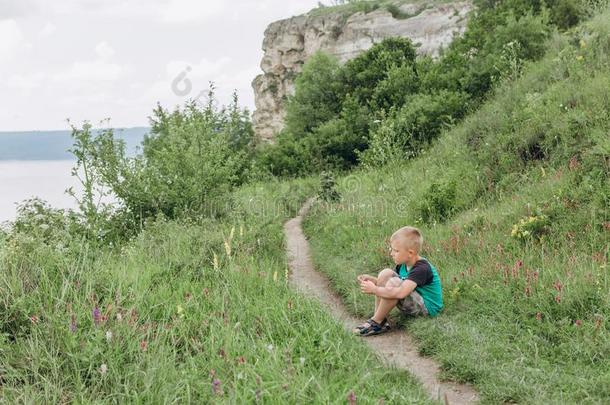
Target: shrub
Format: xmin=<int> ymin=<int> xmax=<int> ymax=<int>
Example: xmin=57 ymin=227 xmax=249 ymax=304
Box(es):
xmin=284 ymin=51 xmax=345 ymax=137
xmin=418 ymin=180 xmax=458 ymax=223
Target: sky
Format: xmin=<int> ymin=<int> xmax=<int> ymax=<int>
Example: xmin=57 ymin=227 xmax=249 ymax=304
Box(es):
xmin=0 ymin=0 xmax=321 ymax=131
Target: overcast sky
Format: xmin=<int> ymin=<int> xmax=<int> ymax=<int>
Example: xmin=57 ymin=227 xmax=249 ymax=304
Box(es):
xmin=0 ymin=0 xmax=321 ymax=131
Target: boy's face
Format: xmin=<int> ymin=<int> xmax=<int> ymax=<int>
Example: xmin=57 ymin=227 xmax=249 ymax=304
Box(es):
xmin=389 ymin=238 xmax=416 ymax=266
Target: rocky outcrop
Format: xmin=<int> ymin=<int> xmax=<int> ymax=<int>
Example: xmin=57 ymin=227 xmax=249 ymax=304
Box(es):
xmin=252 ymin=1 xmax=472 ymax=142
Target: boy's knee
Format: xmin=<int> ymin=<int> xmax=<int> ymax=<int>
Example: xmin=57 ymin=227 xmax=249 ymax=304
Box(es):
xmin=377 ymin=268 xmax=395 ymax=285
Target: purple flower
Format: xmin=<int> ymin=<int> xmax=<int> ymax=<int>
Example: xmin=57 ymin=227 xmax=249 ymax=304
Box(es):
xmin=93 ymin=306 xmax=101 ymax=327
xmin=211 ymin=379 xmax=223 ymax=395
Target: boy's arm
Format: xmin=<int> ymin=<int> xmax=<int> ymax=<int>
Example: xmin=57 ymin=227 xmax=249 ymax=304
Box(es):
xmin=360 ymin=279 xmax=417 ymax=299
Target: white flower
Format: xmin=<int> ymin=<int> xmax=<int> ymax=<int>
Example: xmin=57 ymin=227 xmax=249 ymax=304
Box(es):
xmin=299 ymin=357 xmax=305 ymax=366
xmin=116 ymin=313 xmax=122 ymax=321
xmin=105 ymin=331 xmax=113 ymax=342
xmin=100 ymin=364 xmax=108 ymax=375
xmin=266 ymin=344 xmax=274 ymax=352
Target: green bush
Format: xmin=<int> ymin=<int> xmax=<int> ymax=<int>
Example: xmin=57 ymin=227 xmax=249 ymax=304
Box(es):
xmin=284 ymin=51 xmax=345 ymax=137
xmin=65 ymin=87 xmax=255 ymax=242
xmin=417 ymin=180 xmax=458 ymax=223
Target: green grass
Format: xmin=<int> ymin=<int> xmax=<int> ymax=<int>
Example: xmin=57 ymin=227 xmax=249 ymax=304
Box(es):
xmin=0 ymin=178 xmax=435 ymax=403
xmin=303 ymin=10 xmax=610 ymax=404
xmin=305 ymin=0 xmax=440 ymax=19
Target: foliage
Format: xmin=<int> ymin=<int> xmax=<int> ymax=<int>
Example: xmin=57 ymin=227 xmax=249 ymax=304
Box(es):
xmin=319 ymin=171 xmax=341 ymax=202
xmin=303 ymin=9 xmax=610 ymax=402
xmin=511 ymin=210 xmax=550 ymax=240
xmin=266 ymin=0 xmax=584 ymax=176
xmin=65 ymin=86 xmax=254 ymax=244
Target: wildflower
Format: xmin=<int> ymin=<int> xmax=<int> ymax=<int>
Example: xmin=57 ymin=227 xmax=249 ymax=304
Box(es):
xmin=266 ymin=344 xmax=274 ymax=352
xmin=105 ymin=330 xmax=113 ymax=342
xmin=203 ymin=288 xmax=210 ymax=297
xmin=347 ymin=390 xmax=357 ymax=405
xmin=70 ymin=314 xmax=77 ymax=333
xmin=594 ymin=314 xmax=603 ymax=331
xmin=212 ymin=252 xmax=219 ymax=270
xmin=100 ymin=363 xmax=108 ymax=375
xmin=574 ymin=319 xmax=582 ymax=327
xmin=535 ymin=312 xmax=542 ymax=321
xmin=218 ymin=348 xmax=226 ymax=359
xmin=116 ymin=312 xmax=123 ymax=321
xmin=140 ymin=340 xmax=148 ymax=352
xmin=299 ymin=357 xmax=305 ymax=366
xmin=553 ymin=280 xmax=563 ymax=292
xmin=555 ymin=295 xmax=562 ymax=304
xmin=287 ymin=300 xmax=293 ymax=310
xmin=224 ymin=239 xmax=231 ymax=257
xmin=92 ymin=306 xmax=101 ymax=327
xmin=236 ymin=356 xmax=246 ymax=365
xmin=177 ymin=305 xmax=185 ymax=319
xmin=211 ymin=379 xmax=223 ymax=396
xmin=30 ymin=315 xmax=39 ymax=324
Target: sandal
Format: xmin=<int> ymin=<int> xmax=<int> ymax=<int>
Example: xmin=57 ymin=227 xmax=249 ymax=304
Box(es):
xmin=353 ymin=318 xmax=390 ymax=336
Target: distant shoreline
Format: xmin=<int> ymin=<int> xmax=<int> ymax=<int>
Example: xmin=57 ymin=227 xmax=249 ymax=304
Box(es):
xmin=0 ymin=127 xmax=149 ymax=161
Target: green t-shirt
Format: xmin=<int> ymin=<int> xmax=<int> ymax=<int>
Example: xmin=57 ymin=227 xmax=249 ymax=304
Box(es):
xmin=396 ymin=257 xmax=443 ymax=316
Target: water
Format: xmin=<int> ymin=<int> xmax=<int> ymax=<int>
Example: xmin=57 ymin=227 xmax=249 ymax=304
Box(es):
xmin=0 ymin=128 xmax=147 ymax=224
xmin=0 ymin=160 xmax=83 ymax=223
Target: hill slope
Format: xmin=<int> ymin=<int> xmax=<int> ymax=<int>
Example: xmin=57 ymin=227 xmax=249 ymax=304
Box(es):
xmin=303 ymin=9 xmax=609 ymax=404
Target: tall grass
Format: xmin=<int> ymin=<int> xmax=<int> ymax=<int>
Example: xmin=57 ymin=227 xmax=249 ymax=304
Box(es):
xmin=0 ymin=178 xmax=434 ymax=403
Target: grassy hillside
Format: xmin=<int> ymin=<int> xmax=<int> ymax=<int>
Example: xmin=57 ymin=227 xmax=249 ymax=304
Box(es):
xmin=303 ymin=9 xmax=609 ymax=404
xmin=0 ymin=178 xmax=433 ymax=403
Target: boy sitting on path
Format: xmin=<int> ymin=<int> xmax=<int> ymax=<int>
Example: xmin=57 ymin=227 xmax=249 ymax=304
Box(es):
xmin=354 ymin=226 xmax=443 ymax=336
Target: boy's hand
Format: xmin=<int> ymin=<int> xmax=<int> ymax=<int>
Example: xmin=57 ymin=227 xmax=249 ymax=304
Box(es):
xmin=357 ymin=274 xmax=376 ymax=283
xmin=360 ymin=280 xmax=377 ymax=295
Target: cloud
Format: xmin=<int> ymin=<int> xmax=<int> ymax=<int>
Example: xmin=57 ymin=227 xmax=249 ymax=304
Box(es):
xmin=159 ymin=0 xmax=224 ymax=23
xmin=0 ymin=19 xmax=29 ymax=62
xmin=54 ymin=41 xmax=125 ymax=83
xmin=95 ymin=41 xmax=115 ymax=59
xmin=38 ymin=22 xmax=57 ymax=38
xmin=6 ymin=72 xmax=46 ymax=91
xmin=0 ymin=1 xmax=39 ymax=20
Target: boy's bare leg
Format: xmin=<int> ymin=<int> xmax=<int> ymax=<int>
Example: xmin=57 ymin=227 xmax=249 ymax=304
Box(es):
xmin=375 ymin=268 xmax=396 ymax=313
xmin=372 ymin=277 xmax=401 ymax=324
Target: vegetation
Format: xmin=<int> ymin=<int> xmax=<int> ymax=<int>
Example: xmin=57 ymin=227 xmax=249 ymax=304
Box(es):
xmin=1 ymin=0 xmax=608 ymax=402
xmin=260 ymin=0 xmax=596 ymax=176
xmin=303 ymin=8 xmax=610 ymax=403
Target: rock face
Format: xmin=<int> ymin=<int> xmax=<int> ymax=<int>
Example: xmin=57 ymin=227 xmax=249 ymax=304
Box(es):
xmin=252 ymin=1 xmax=473 ymax=142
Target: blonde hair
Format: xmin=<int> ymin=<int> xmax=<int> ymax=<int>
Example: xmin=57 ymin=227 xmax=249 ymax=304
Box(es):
xmin=390 ymin=226 xmax=423 ymax=252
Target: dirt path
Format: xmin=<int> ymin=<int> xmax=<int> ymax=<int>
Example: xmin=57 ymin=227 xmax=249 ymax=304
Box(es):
xmin=284 ymin=198 xmax=480 ymax=405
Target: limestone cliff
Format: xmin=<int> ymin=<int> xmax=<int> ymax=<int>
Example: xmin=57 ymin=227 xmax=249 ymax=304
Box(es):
xmin=252 ymin=1 xmax=472 ymax=142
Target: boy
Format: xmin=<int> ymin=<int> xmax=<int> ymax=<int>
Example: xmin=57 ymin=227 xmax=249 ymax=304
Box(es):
xmin=354 ymin=226 xmax=443 ymax=336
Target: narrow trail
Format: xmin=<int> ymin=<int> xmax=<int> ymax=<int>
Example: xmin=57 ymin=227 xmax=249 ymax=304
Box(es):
xmin=284 ymin=198 xmax=480 ymax=405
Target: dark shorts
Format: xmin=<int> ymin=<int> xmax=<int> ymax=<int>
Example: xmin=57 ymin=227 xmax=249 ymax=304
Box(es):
xmin=391 ymin=273 xmax=429 ymax=316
